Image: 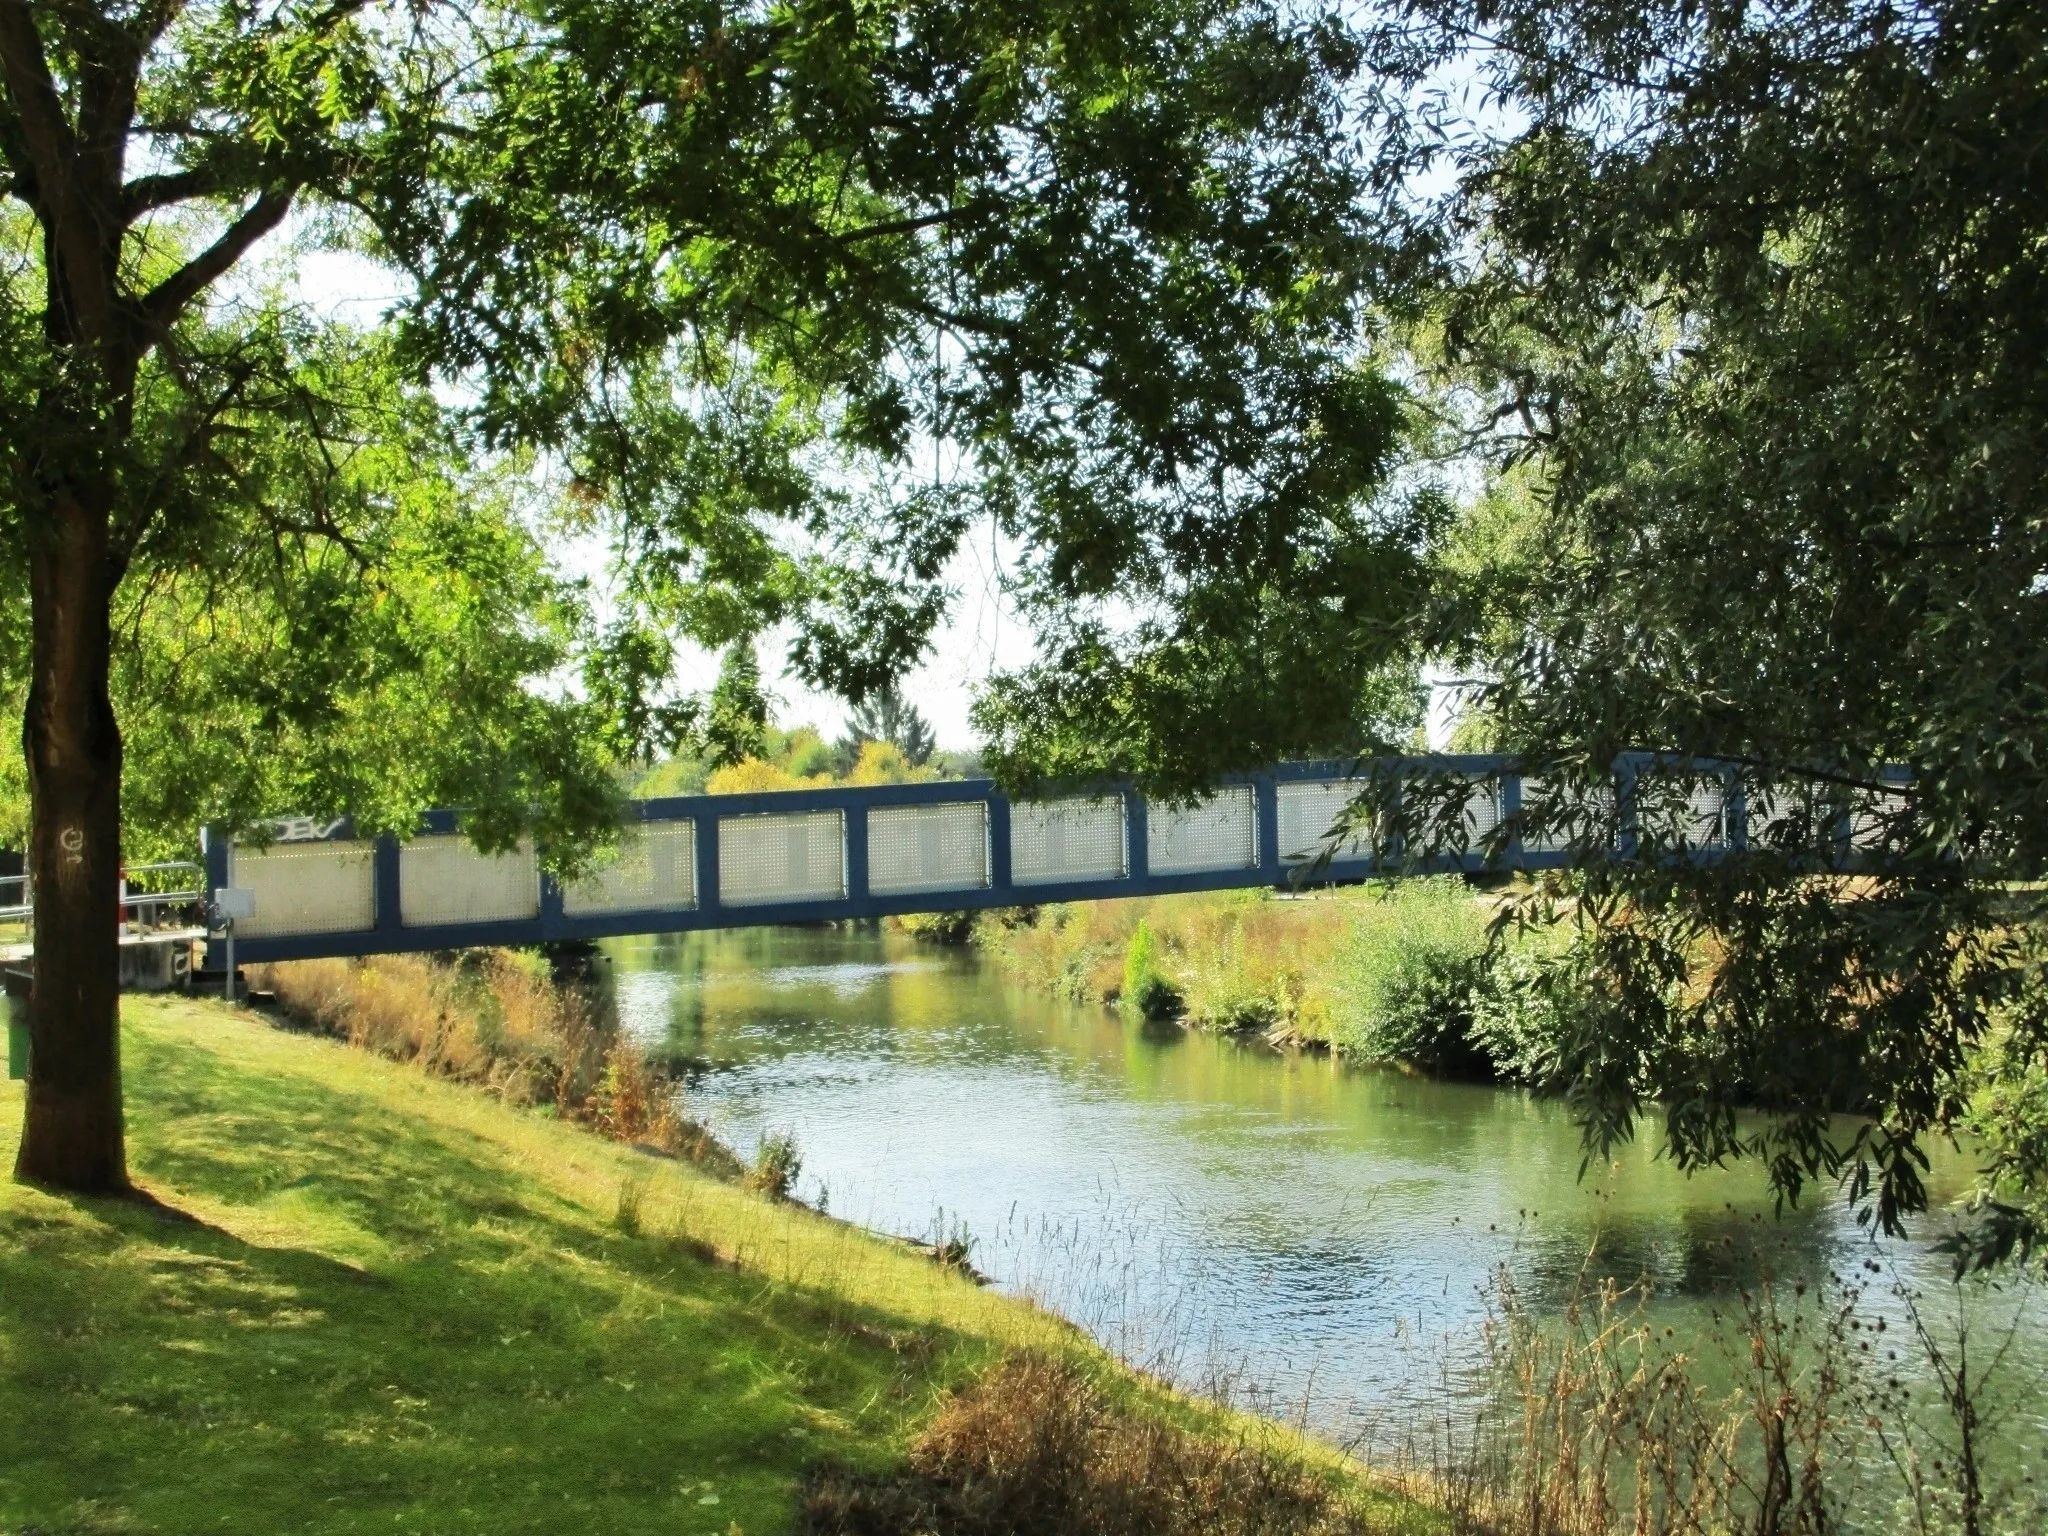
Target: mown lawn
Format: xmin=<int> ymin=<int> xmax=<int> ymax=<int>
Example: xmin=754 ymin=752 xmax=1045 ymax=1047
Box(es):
xmin=0 ymin=995 xmax=1060 ymax=1535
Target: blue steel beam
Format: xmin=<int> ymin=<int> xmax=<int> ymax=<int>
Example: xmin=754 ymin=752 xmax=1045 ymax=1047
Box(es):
xmin=210 ymin=755 xmax=1899 ymax=964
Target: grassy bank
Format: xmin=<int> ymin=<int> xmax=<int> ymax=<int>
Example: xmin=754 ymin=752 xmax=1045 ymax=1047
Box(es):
xmin=966 ymin=882 xmax=1543 ymax=1070
xmin=0 ymin=995 xmax=1431 ymax=1536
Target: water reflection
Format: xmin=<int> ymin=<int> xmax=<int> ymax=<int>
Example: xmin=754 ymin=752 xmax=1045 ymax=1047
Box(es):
xmin=599 ymin=923 xmax=2043 ymax=1448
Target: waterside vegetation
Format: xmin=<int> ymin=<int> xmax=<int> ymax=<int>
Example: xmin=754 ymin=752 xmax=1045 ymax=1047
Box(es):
xmin=949 ymin=880 xmax=2048 ymax=1272
xmin=247 ymin=950 xmax=735 ymax=1172
xmin=945 ymin=882 xmax=1557 ymax=1081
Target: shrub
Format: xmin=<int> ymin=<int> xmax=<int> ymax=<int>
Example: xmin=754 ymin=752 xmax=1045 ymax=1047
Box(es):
xmin=1467 ymin=944 xmax=1578 ymax=1087
xmin=893 ymin=909 xmax=981 ymax=944
xmin=805 ymin=1352 xmax=1385 ymax=1536
xmin=1337 ymin=882 xmax=1495 ymax=1077
xmin=706 ymin=756 xmax=807 ymax=793
xmin=1356 ymin=947 xmax=1494 ymax=1079
xmin=1121 ymin=920 xmax=1183 ymax=1020
xmin=844 ymin=739 xmax=936 ymax=785
xmin=746 ymin=1131 xmax=804 ymax=1200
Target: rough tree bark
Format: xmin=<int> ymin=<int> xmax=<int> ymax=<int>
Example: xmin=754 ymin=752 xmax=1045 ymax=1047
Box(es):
xmin=3 ymin=1 xmax=137 ymax=1193
xmin=14 ymin=485 xmax=126 ymax=1192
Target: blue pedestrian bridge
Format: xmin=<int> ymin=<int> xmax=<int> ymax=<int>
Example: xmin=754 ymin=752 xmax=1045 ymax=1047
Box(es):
xmin=202 ymin=755 xmax=1901 ymax=964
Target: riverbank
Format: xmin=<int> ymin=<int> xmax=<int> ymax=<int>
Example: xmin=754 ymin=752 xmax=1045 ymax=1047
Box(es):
xmin=0 ymin=994 xmax=1433 ymax=1535
xmin=943 ymin=881 xmax=1555 ymax=1078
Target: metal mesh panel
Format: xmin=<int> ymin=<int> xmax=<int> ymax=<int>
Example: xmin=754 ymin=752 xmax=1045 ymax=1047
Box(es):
xmin=1686 ymin=783 xmax=1727 ymax=847
xmin=719 ymin=810 xmax=846 ymax=906
xmin=1746 ymin=785 xmax=1801 ymax=848
xmin=1851 ymin=789 xmax=1911 ymax=852
xmin=868 ymin=802 xmax=989 ymax=896
xmin=1518 ymin=779 xmax=1617 ymax=853
xmin=399 ymin=837 xmax=539 ymax=926
xmin=1276 ymin=781 xmax=1369 ymax=863
xmin=1147 ymin=786 xmax=1258 ymax=874
xmin=1011 ymin=798 xmax=1127 ymax=886
xmin=1746 ymin=784 xmax=1901 ymax=852
xmin=1453 ymin=777 xmax=1502 ymax=852
xmin=562 ymin=821 xmax=697 ymax=915
xmin=229 ymin=839 xmax=376 ymax=938
xmin=1637 ymin=778 xmax=1727 ymax=850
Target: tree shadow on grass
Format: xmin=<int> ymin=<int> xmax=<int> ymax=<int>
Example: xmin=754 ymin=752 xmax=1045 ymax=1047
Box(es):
xmin=0 ymin=1027 xmax=983 ymax=1536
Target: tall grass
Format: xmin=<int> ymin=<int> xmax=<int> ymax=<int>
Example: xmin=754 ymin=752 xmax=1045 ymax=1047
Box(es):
xmin=248 ymin=951 xmax=735 ymax=1169
xmin=806 ymin=1351 xmax=1409 ymax=1535
xmin=981 ymin=890 xmax=1363 ymax=1041
xmin=1378 ymin=1264 xmax=2048 ymax=1536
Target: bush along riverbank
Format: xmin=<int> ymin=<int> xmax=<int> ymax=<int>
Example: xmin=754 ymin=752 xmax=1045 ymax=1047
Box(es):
xmin=929 ymin=881 xmax=1573 ymax=1084
xmin=936 ymin=877 xmax=1936 ymax=1124
xmin=1 ymin=992 xmax=1434 ymax=1536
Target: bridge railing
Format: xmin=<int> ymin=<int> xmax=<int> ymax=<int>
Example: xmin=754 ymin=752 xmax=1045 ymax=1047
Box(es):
xmin=1 ymin=862 xmax=209 ymax=935
xmin=202 ymin=755 xmax=1911 ymax=963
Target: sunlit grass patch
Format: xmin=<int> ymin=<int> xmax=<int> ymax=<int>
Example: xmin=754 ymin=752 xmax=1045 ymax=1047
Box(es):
xmin=0 ymin=999 xmax=1015 ymax=1534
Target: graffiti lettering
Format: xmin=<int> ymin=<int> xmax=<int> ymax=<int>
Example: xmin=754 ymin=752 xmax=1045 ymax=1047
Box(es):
xmin=268 ymin=817 xmax=348 ymax=843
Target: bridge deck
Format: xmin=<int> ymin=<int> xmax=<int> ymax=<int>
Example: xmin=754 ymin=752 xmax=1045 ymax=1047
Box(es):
xmin=199 ymin=755 xmax=1858 ymax=964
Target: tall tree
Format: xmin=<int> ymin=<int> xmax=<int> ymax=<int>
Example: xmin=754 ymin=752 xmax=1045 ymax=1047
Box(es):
xmin=965 ymin=0 xmax=2048 ymax=1252
xmin=702 ymin=640 xmax=769 ymax=770
xmin=2 ymin=0 xmax=1407 ymax=1191
xmin=841 ymin=683 xmax=936 ymax=768
xmin=1374 ymin=0 xmax=2048 ymax=1251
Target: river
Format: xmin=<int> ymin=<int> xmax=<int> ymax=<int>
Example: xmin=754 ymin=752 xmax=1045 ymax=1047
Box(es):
xmin=602 ymin=922 xmax=2045 ymax=1477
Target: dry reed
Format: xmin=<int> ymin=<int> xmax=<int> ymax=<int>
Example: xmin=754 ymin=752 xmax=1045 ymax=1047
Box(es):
xmin=804 ymin=1351 xmax=1399 ymax=1536
xmin=1379 ymin=1264 xmax=2036 ymax=1536
xmin=248 ymin=951 xmax=735 ymax=1170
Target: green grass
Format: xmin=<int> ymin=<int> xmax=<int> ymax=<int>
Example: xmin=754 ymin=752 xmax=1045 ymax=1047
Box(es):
xmin=0 ymin=996 xmax=1431 ymax=1536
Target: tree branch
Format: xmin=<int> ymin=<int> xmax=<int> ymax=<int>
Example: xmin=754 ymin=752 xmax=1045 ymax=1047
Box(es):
xmin=0 ymin=3 xmax=79 ymax=189
xmin=0 ymin=99 xmax=40 ymax=203
xmin=139 ymin=183 xmax=297 ymax=331
xmin=834 ymin=206 xmax=976 ymax=244
xmin=72 ymin=9 xmax=146 ymax=201
xmin=0 ymin=0 xmax=122 ymax=339
xmin=121 ymin=165 xmax=223 ymax=220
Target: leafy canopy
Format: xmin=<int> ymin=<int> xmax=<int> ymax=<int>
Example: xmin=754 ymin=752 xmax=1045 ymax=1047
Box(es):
xmin=1374 ymin=0 xmax=2048 ymax=1250
xmin=2 ymin=0 xmax=1423 ymax=843
xmin=0 ymin=206 xmax=620 ymax=861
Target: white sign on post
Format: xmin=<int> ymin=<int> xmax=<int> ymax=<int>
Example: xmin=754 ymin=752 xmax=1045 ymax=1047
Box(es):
xmin=212 ymin=888 xmax=255 ymax=1004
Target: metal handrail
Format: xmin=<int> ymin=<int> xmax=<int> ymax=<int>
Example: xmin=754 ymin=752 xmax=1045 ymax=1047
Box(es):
xmin=0 ymin=861 xmax=208 ymax=931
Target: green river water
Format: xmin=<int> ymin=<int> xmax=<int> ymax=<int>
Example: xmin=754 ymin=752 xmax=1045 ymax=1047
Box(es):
xmin=601 ymin=922 xmax=2046 ymax=1504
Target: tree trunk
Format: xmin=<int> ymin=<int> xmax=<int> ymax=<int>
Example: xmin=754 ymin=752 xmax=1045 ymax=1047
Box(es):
xmin=14 ymin=485 xmax=127 ymax=1194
